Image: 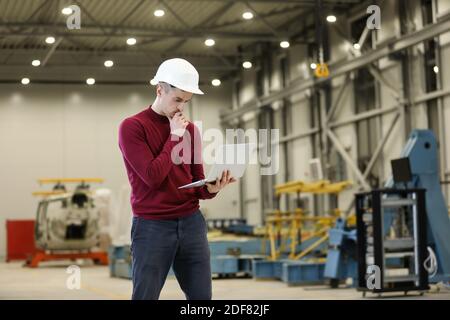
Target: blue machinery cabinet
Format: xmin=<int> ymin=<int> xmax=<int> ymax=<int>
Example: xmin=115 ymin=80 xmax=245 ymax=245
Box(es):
xmin=252 ymin=259 xmax=326 ymax=285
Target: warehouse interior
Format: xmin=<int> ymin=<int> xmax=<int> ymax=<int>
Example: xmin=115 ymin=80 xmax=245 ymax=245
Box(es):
xmin=1 ymin=0 xmax=450 ymax=300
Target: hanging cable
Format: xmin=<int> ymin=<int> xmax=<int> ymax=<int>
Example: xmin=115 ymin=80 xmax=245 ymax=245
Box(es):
xmin=424 ymin=246 xmax=438 ymax=278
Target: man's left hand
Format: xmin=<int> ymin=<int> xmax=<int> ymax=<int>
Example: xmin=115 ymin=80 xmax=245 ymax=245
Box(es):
xmin=206 ymin=170 xmax=236 ymax=194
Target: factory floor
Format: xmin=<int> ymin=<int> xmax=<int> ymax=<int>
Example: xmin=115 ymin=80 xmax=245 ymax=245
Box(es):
xmin=1 ymin=261 xmax=449 ymax=300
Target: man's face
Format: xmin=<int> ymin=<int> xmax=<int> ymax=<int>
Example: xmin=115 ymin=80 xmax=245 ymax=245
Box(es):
xmin=157 ymin=84 xmax=193 ymax=119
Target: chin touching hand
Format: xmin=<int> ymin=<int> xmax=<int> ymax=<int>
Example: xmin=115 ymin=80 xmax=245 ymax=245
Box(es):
xmin=168 ymin=112 xmax=188 ymax=137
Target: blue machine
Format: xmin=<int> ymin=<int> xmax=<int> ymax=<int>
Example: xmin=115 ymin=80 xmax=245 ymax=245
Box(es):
xmin=324 ymin=218 xmax=357 ymax=287
xmin=252 ymin=236 xmax=331 ymax=285
xmin=386 ymin=130 xmax=450 ymax=282
xmin=324 ymin=129 xmax=450 ymax=287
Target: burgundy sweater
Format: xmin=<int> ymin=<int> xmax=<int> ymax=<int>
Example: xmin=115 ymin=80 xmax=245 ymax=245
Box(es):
xmin=118 ymin=106 xmax=216 ymax=220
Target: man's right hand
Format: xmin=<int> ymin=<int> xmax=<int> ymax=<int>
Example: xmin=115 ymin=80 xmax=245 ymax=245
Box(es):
xmin=169 ymin=112 xmax=189 ymax=137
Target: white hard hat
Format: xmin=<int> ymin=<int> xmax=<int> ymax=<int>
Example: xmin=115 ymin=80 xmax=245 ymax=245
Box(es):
xmin=152 ymin=58 xmax=204 ymax=95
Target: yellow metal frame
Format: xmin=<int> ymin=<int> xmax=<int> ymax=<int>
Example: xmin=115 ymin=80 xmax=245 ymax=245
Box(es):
xmin=293 ymin=233 xmax=330 ymax=260
xmin=32 ymin=191 xmax=68 ymax=197
xmin=33 ymin=178 xmax=104 ymax=197
xmin=274 ymin=180 xmax=351 ymax=195
xmin=38 ymin=178 xmax=104 ymax=184
xmin=263 ymin=179 xmax=352 ymax=261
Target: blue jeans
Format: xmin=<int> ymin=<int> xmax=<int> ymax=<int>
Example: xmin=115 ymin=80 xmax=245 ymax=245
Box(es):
xmin=130 ymin=209 xmax=212 ymax=300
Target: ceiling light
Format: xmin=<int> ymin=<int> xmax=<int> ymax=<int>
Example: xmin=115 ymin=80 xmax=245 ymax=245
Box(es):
xmin=45 ymin=36 xmax=55 ymax=44
xmin=310 ymin=63 xmax=317 ymax=70
xmin=31 ymin=60 xmax=41 ymax=67
xmin=211 ymin=79 xmax=221 ymax=86
xmin=21 ymin=78 xmax=30 ymax=85
xmin=280 ymin=41 xmax=290 ymax=49
xmin=86 ymin=78 xmax=95 ymax=85
xmin=326 ymin=15 xmax=337 ymax=23
xmin=353 ymin=43 xmax=361 ymax=50
xmin=204 ymin=39 xmax=215 ymax=47
xmin=154 ymin=9 xmax=165 ymax=17
xmin=61 ymin=7 xmax=72 ymax=15
xmin=242 ymin=12 xmax=254 ymax=20
xmin=434 ymin=66 xmax=439 ymax=73
xmin=126 ymin=38 xmax=137 ymax=46
xmin=242 ymin=61 xmax=252 ymax=69
xmin=104 ymin=60 xmax=114 ymax=68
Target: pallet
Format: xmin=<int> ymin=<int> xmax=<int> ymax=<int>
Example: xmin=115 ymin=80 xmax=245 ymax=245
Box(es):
xmin=25 ymin=251 xmax=108 ymax=268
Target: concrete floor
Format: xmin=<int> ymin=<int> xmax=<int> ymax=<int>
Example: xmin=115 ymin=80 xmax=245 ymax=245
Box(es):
xmin=1 ymin=261 xmax=449 ymax=300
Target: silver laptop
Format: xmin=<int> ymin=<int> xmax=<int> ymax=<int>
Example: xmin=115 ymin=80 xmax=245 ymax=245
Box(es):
xmin=178 ymin=143 xmax=256 ymax=189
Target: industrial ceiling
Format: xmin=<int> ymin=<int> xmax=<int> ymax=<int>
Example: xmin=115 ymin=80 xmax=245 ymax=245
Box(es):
xmin=0 ymin=0 xmax=362 ymax=84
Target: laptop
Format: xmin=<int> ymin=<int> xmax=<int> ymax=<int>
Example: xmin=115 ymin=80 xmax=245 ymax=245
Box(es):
xmin=178 ymin=143 xmax=256 ymax=189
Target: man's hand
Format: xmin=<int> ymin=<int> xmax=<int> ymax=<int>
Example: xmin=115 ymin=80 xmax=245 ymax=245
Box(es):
xmin=205 ymin=170 xmax=236 ymax=194
xmin=169 ymin=112 xmax=189 ymax=137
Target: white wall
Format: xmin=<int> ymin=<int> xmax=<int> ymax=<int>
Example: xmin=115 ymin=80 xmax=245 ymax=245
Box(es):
xmin=0 ymin=82 xmax=233 ymax=259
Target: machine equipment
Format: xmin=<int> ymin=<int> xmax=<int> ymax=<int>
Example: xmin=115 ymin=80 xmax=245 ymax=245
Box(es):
xmin=384 ymin=130 xmax=450 ymax=282
xmin=356 ymin=188 xmax=429 ymax=295
xmin=354 ymin=130 xmax=450 ymax=296
xmin=27 ymin=178 xmax=108 ymax=267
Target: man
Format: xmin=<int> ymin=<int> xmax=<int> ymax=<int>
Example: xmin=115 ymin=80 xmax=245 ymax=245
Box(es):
xmin=118 ymin=58 xmax=234 ymax=300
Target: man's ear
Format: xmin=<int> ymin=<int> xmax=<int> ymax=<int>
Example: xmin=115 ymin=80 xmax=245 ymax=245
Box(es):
xmin=156 ymin=84 xmax=162 ymax=97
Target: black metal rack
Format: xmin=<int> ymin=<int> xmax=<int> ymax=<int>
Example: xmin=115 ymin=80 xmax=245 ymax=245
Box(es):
xmin=355 ymin=188 xmax=429 ymax=296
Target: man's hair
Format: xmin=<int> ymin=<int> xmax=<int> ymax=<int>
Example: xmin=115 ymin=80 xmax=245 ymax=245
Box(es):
xmin=158 ymin=82 xmax=176 ymax=93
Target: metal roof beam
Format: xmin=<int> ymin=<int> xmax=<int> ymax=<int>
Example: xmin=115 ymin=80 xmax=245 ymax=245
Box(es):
xmin=96 ymin=0 xmax=147 ymax=51
xmin=0 ymin=23 xmax=291 ymax=41
xmin=0 ymin=48 xmax=241 ymax=58
xmin=165 ymin=0 xmax=359 ymax=4
xmin=207 ymin=6 xmax=305 ymax=30
xmin=41 ymin=37 xmax=63 ymax=66
xmin=244 ymin=1 xmax=280 ymax=37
